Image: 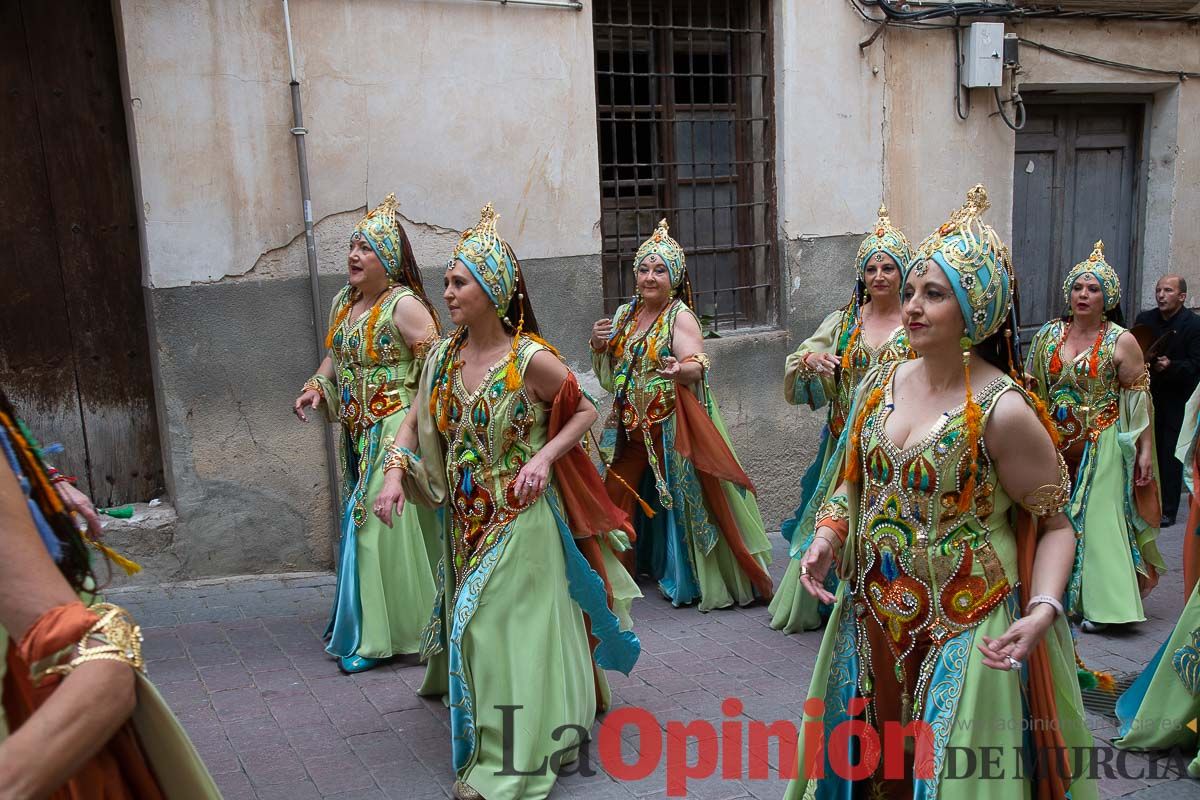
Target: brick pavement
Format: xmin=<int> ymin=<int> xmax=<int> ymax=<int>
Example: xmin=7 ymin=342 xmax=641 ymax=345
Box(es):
xmin=107 ymin=522 xmax=1200 ymax=799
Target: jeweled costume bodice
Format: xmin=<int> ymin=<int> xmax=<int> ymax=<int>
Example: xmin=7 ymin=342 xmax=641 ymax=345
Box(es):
xmin=329 ymin=285 xmax=419 ymax=443
xmin=1028 ymin=319 xmax=1124 ymax=452
xmin=438 ymin=338 xmax=548 ymax=597
xmin=605 ymin=300 xmax=692 ymax=434
xmin=849 ymin=368 xmax=1018 ymax=717
xmin=831 ymin=317 xmax=910 ymax=438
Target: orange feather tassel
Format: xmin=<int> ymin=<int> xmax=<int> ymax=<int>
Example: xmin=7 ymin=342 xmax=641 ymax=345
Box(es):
xmin=957 ymin=355 xmax=984 ymax=514
xmin=840 ymin=325 xmax=860 ymax=371
xmin=843 ymin=386 xmax=883 ymax=484
xmin=364 ymin=287 xmax=394 ymax=362
xmin=325 ymin=291 xmax=355 ymax=350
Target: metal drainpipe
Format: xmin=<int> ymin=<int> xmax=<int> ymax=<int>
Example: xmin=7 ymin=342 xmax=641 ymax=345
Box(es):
xmin=282 ymin=0 xmax=343 ymax=539
xmin=474 ymin=0 xmax=583 ymax=8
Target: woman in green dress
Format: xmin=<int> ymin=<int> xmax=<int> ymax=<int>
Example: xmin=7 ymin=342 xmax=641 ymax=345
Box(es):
xmin=588 ymin=219 xmax=774 ymax=612
xmin=1114 ymin=581 xmax=1200 ymax=777
xmin=292 ymin=193 xmax=443 ymax=673
xmin=373 ymin=204 xmax=640 ymax=800
xmin=771 ymin=205 xmax=914 ymax=634
xmin=791 ymin=186 xmax=1096 ymax=799
xmin=1025 ymin=241 xmax=1164 ymax=632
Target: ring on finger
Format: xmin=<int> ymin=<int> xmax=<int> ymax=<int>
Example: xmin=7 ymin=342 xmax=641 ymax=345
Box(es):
xmin=1006 ymin=656 xmax=1021 ymax=671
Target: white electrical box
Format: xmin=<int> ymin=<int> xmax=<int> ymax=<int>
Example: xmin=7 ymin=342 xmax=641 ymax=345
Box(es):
xmin=960 ymin=22 xmax=1004 ymax=88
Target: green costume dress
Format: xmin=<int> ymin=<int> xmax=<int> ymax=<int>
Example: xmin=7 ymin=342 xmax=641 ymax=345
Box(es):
xmin=594 ymin=297 xmax=774 ymax=611
xmin=784 ymin=366 xmax=1097 ymax=799
xmin=1025 ymin=318 xmax=1165 ymax=624
xmin=403 ymin=336 xmax=640 ymax=800
xmin=1115 ymin=581 xmax=1200 ymax=776
xmin=771 ymin=307 xmax=910 ymax=633
xmin=313 ymin=283 xmax=442 ymax=661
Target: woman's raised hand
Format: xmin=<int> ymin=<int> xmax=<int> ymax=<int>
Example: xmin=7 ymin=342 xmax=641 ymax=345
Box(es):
xmin=590 ymin=318 xmax=613 ymax=351
xmin=293 ymin=389 xmax=322 ymax=423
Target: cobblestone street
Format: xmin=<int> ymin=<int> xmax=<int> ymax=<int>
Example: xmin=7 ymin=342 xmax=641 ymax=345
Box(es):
xmin=109 ymin=522 xmax=1200 ymax=800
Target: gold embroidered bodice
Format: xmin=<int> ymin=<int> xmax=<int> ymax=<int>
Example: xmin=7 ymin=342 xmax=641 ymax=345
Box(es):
xmin=329 ymin=286 xmax=418 ymax=442
xmin=438 ymin=338 xmax=548 ymax=594
xmin=851 ymin=369 xmax=1018 ymax=664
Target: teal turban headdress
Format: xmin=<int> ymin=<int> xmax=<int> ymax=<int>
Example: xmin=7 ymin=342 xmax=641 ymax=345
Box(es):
xmin=856 ymin=204 xmax=914 ymax=280
xmin=912 ymin=184 xmax=1014 ymax=346
xmin=634 ymin=219 xmax=687 ymax=288
xmin=1063 ymin=240 xmax=1121 ymax=312
xmin=451 ymin=203 xmax=517 ymax=317
xmin=352 ymin=193 xmax=408 ymax=283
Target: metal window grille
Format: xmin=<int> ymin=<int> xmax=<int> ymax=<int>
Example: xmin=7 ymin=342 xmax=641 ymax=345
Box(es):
xmin=593 ymin=0 xmax=777 ymax=332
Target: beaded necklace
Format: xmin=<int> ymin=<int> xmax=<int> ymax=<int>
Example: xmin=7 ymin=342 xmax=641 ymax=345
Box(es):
xmin=1048 ymin=319 xmax=1107 ymax=379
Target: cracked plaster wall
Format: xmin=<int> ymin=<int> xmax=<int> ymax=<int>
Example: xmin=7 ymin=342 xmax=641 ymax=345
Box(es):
xmin=115 ymin=0 xmax=602 ymax=290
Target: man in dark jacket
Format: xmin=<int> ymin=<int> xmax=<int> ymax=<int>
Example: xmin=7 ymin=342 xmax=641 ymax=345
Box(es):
xmin=1135 ymin=275 xmax=1200 ymax=525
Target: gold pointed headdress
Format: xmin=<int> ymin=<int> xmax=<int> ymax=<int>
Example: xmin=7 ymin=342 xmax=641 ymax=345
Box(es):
xmin=913 ymin=184 xmax=1014 ymax=345
xmin=1063 ymin=240 xmax=1121 ymax=312
xmin=856 ymin=204 xmax=914 ymax=280
xmin=633 ymin=218 xmax=687 ymax=287
xmin=450 ymin=203 xmax=517 ymax=317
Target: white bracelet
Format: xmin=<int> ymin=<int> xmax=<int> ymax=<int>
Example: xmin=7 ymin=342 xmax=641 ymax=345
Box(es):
xmin=1025 ymin=594 xmax=1064 ymax=617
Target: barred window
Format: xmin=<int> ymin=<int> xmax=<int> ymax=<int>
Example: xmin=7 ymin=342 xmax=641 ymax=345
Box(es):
xmin=593 ymin=0 xmax=777 ymax=332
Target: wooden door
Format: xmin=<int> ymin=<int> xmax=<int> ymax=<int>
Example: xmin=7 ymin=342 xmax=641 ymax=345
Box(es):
xmin=1012 ymin=102 xmax=1143 ymax=338
xmin=0 ymin=1 xmax=162 ymax=506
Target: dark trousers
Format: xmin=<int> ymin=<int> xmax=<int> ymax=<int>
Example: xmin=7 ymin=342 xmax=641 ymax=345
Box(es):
xmin=1153 ymin=390 xmax=1188 ymax=520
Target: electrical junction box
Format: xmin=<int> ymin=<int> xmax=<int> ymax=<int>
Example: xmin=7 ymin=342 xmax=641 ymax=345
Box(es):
xmin=960 ymin=22 xmax=1005 ymax=88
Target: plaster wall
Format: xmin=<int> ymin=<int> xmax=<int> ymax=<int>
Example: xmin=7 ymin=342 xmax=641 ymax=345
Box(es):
xmin=115 ymin=0 xmax=602 ymax=290
xmin=774 ymin=2 xmax=886 ymax=239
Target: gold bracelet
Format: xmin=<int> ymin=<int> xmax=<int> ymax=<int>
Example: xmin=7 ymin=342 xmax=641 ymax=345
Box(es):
xmin=816 ymin=498 xmax=850 ymax=524
xmin=794 ymin=353 xmax=822 ymax=382
xmin=41 ymin=603 xmax=144 ymax=680
xmin=301 ymin=376 xmax=323 ymax=395
xmin=684 ymin=352 xmax=712 ymax=372
xmin=383 ymin=444 xmax=418 ymax=474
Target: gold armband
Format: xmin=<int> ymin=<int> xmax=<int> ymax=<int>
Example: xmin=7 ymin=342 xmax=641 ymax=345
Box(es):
xmin=684 ymin=352 xmax=712 ymax=372
xmin=1019 ymin=452 xmax=1071 ymax=518
xmin=1122 ymin=368 xmax=1151 ymax=393
xmin=412 ymin=326 xmax=439 ymax=361
xmin=42 ymin=603 xmax=144 ymax=680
